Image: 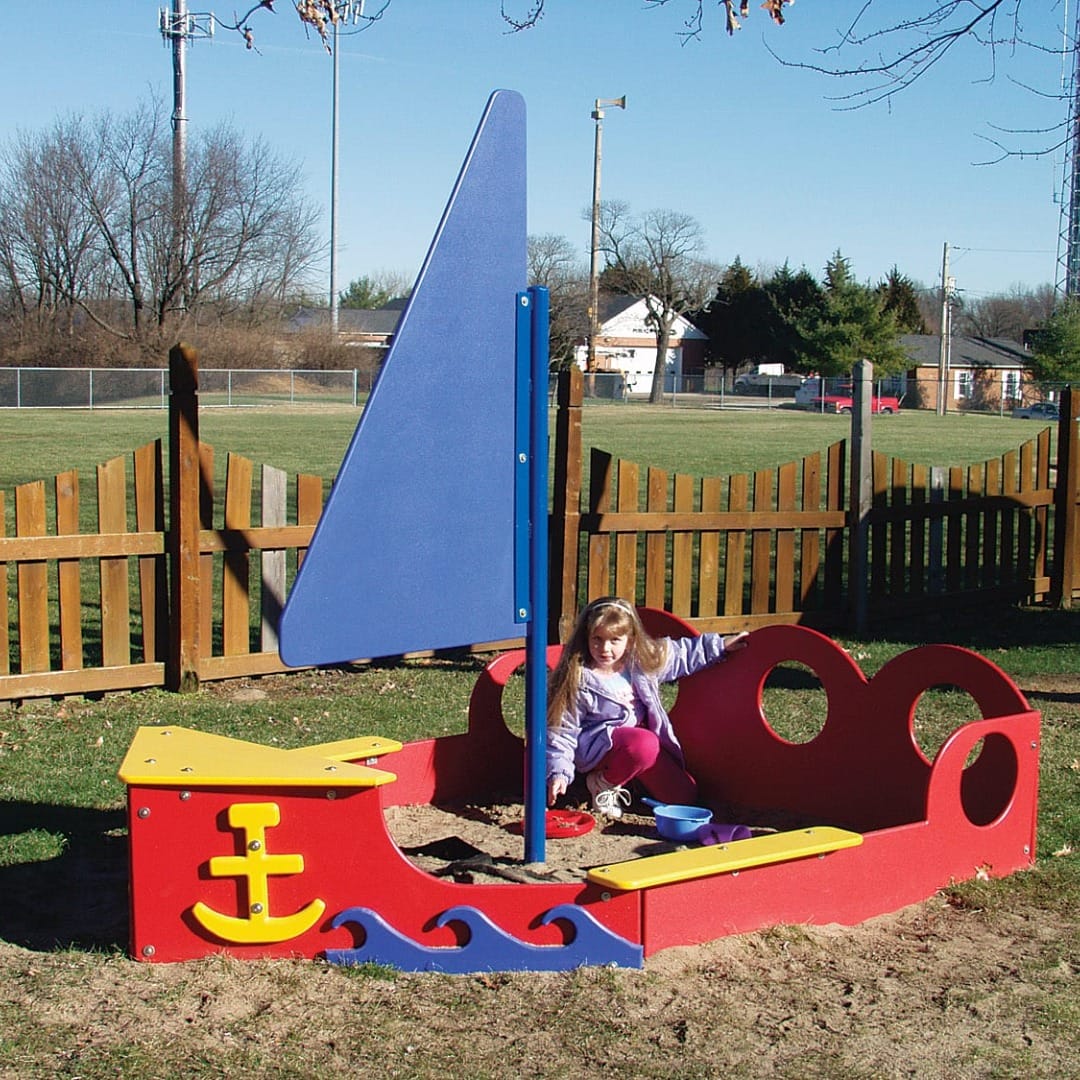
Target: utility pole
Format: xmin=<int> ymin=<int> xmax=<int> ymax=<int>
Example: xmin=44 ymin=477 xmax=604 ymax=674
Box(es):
xmin=159 ymin=3 xmax=213 ymax=316
xmin=329 ymin=2 xmax=365 ymax=337
xmin=936 ymin=242 xmax=951 ymax=416
xmin=587 ymin=96 xmax=625 ymax=372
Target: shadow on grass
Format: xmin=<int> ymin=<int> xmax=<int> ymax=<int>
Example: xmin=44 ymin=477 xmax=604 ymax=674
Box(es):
xmin=0 ymin=802 xmax=129 ymax=952
xmin=865 ymin=604 xmax=1080 ymax=652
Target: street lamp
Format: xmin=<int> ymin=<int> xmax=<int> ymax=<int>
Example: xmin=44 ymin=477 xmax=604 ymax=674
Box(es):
xmin=587 ymin=96 xmax=626 ymax=372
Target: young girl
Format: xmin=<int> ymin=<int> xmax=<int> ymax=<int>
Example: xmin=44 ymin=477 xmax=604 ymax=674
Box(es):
xmin=546 ymin=597 xmax=749 ymax=819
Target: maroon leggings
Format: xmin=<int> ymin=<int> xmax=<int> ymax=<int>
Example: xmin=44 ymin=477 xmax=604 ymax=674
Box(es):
xmin=596 ymin=725 xmax=697 ymax=805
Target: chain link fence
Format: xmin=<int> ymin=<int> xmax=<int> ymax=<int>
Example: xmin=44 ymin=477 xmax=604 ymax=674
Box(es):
xmin=565 ymin=369 xmax=1065 ymax=416
xmin=2 ymin=365 xmax=1064 ymax=416
xmin=0 ymin=368 xmax=375 ymax=409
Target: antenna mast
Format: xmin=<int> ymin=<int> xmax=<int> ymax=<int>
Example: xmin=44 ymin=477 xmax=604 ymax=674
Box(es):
xmin=1057 ymin=3 xmax=1080 ymax=297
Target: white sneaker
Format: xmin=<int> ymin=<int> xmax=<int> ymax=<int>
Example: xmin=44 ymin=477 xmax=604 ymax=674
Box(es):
xmin=586 ymin=771 xmax=631 ymax=820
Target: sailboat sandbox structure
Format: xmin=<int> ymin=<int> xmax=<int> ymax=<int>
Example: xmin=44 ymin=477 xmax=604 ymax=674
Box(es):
xmin=119 ymin=92 xmax=1039 ymax=971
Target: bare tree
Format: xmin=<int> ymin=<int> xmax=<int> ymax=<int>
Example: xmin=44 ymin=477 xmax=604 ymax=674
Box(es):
xmin=0 ymin=124 xmax=102 ymax=337
xmin=527 ymin=232 xmax=587 ymax=367
xmin=65 ymin=103 xmax=170 ymax=340
xmin=172 ymin=125 xmax=322 ymax=324
xmin=0 ymin=99 xmax=322 ymax=351
xmin=955 ymin=283 xmax=1056 ymax=342
xmin=593 ymin=202 xmax=718 ymax=402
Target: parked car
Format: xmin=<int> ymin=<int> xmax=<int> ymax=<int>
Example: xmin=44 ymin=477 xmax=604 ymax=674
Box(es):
xmin=732 ymin=372 xmax=804 ymax=396
xmin=1012 ymin=401 xmax=1059 ymax=420
xmin=794 ymin=378 xmax=902 ymax=415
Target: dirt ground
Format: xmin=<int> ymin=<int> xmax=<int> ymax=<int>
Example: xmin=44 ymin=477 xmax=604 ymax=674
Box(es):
xmin=383 ymin=795 xmax=810 ymax=884
xmin=1 ymin=674 xmax=1077 ymax=1078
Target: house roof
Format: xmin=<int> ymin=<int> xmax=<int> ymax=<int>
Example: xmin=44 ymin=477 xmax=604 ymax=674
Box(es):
xmin=288 ymin=305 xmax=402 ymax=336
xmin=598 ymin=295 xmax=642 ymax=323
xmin=902 ymin=334 xmax=1030 ymax=370
xmin=596 ymin=295 xmax=707 ymax=340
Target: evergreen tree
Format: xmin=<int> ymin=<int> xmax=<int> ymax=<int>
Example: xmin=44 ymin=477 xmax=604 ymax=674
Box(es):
xmin=876 ymin=266 xmax=927 ymax=333
xmin=799 ymin=251 xmax=907 ymax=376
xmin=1031 ymin=298 xmax=1080 ymax=384
xmin=762 ymin=263 xmax=825 ymax=371
xmin=696 ymin=257 xmax=774 ymax=375
xmin=338 ymin=274 xmax=410 ymax=310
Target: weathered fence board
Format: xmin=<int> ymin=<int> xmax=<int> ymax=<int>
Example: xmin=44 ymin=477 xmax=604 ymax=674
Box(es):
xmin=222 ymin=452 xmax=253 ymax=657
xmin=56 ymin=469 xmax=81 ymax=670
xmin=134 ymin=439 xmax=166 ymax=665
xmin=261 ymin=465 xmax=287 ymax=652
xmin=98 ymin=455 xmax=131 ymax=668
xmin=0 ymin=491 xmax=7 ymax=676
xmin=15 ymin=482 xmax=48 ymax=673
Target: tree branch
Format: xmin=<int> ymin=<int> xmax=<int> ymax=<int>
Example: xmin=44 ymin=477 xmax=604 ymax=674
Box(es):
xmin=766 ymin=1 xmax=1029 ymax=109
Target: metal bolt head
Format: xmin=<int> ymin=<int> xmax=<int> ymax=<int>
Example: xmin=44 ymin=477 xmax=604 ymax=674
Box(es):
xmin=137 ymin=807 xmax=151 ymax=819
xmin=141 ymin=944 xmax=156 ymax=957
xmin=250 ymin=903 xmax=264 ymax=915
xmin=248 ymin=839 xmax=261 ymax=852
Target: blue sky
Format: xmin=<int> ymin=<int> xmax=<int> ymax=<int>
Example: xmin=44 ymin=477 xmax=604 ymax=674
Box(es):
xmin=0 ymin=1 xmax=1070 ymax=305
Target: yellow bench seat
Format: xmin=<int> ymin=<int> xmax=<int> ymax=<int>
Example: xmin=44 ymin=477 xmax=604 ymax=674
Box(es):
xmin=586 ymin=826 xmax=863 ymax=892
xmin=292 ymin=735 xmax=402 ymax=762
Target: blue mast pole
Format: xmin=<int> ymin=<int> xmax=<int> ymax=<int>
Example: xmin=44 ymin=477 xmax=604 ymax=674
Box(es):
xmin=515 ymin=286 xmax=550 ymax=864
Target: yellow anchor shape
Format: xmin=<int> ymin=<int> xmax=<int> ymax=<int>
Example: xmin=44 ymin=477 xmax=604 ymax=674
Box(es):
xmin=192 ymin=802 xmax=326 ymax=944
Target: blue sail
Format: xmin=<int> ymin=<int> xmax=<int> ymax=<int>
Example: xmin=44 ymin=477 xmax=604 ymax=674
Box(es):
xmin=279 ymin=90 xmax=527 ymax=665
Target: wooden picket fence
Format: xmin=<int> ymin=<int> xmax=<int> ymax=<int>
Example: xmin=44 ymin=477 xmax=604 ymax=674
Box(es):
xmin=1 ymin=356 xmax=1078 ymax=702
xmin=0 ymin=346 xmax=327 ymax=701
xmin=0 ymin=438 xmax=325 ymax=701
xmin=549 ymin=368 xmax=1075 ymax=640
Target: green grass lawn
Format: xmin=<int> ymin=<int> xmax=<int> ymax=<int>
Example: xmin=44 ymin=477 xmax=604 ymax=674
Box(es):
xmin=0 ymin=401 xmax=1049 ymax=507
xmin=0 ymin=404 xmax=1076 ymax=1078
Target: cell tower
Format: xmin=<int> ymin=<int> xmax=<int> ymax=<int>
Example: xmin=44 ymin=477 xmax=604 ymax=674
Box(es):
xmin=1057 ymin=4 xmax=1080 ymax=298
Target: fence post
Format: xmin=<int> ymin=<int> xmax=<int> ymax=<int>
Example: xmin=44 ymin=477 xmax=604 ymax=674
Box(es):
xmin=549 ymin=367 xmax=583 ymax=643
xmin=1051 ymin=386 xmax=1078 ymax=608
xmin=849 ymin=359 xmax=873 ymax=633
xmin=168 ymin=343 xmax=201 ymax=692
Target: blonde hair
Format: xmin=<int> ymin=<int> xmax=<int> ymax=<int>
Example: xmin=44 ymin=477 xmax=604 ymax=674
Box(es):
xmin=547 ymin=597 xmax=668 ymax=727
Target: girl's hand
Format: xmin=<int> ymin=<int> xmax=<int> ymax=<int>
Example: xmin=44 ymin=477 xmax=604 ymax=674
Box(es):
xmin=724 ymin=631 xmax=750 ymax=652
xmin=547 ymin=776 xmax=568 ymax=805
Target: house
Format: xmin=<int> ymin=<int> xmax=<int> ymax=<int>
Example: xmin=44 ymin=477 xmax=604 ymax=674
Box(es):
xmin=900 ymin=334 xmax=1034 ymax=412
xmin=288 ymin=303 xmax=403 ymax=350
xmin=574 ymin=295 xmax=708 ymax=397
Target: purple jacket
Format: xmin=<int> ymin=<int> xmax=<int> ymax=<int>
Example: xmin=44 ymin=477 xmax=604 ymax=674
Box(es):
xmin=546 ymin=633 xmax=729 ymax=787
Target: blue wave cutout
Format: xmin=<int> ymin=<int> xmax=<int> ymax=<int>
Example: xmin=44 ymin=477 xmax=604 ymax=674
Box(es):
xmin=325 ymin=904 xmax=643 ymax=973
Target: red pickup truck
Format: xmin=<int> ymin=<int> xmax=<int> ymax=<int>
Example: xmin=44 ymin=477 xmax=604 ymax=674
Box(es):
xmin=795 ymin=380 xmax=902 ymax=414
xmin=803 ymin=392 xmax=902 ymax=415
